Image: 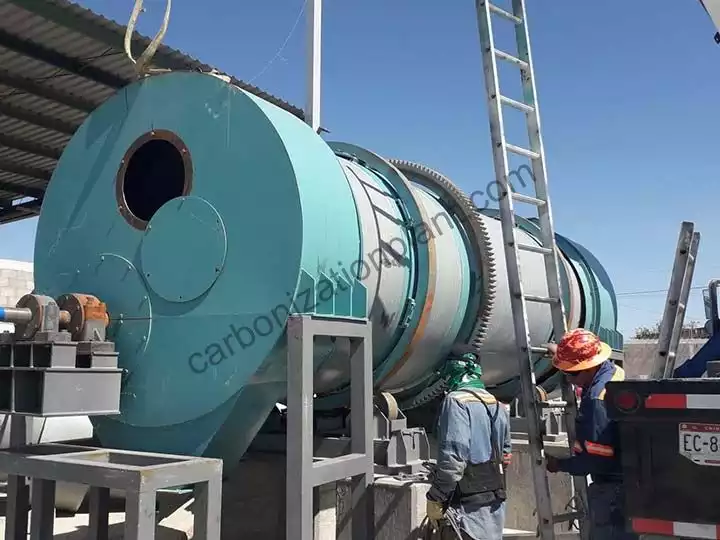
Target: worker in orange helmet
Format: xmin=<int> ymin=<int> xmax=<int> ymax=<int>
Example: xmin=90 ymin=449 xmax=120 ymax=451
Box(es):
xmin=544 ymin=328 xmax=637 ymax=540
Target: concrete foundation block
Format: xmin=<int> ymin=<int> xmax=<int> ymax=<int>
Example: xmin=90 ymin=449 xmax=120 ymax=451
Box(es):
xmin=336 ymin=475 xmax=429 ymax=540
xmin=315 ymin=483 xmax=337 ymax=540
xmin=504 ymin=439 xmax=577 ymax=534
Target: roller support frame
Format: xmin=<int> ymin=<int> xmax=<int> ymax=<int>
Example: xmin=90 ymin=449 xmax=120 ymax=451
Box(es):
xmin=509 ymin=398 xmax=569 ymax=443
xmin=252 ymin=375 xmax=431 ymax=476
xmin=307 ymin=399 xmax=431 ymax=476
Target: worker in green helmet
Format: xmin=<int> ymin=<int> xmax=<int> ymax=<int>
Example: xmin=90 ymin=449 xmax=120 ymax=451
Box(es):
xmin=426 ymin=346 xmax=512 ymax=540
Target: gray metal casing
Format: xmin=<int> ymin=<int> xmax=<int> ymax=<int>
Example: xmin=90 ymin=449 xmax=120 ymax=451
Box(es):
xmin=0 ymin=333 xmax=121 ymax=417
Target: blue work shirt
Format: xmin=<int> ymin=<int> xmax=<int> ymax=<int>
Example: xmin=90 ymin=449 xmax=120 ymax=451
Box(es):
xmin=557 ymin=361 xmax=626 ymax=480
xmin=427 ymin=387 xmax=511 ymax=540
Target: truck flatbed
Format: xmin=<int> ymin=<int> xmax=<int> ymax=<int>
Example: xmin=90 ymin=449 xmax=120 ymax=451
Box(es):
xmin=606 ymin=378 xmax=720 ymax=535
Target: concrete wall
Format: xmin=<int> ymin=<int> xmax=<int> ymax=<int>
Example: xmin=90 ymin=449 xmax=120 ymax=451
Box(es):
xmin=623 ymin=338 xmax=707 ymax=378
xmin=0 ymin=259 xmax=33 ymax=332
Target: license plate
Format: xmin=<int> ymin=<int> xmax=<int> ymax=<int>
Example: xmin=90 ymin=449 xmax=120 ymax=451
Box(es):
xmin=679 ymin=423 xmax=720 ymax=466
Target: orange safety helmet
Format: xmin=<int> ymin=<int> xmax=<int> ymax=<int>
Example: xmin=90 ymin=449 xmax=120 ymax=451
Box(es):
xmin=552 ymin=328 xmax=612 ymax=373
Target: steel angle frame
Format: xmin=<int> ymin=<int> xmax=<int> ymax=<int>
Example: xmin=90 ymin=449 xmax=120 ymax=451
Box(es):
xmin=0 ymin=439 xmax=223 ymax=540
xmin=286 ymin=314 xmax=374 ymax=540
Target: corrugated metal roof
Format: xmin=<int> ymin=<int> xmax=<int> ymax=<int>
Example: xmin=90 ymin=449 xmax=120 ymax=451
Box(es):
xmin=0 ymin=0 xmax=304 ymax=225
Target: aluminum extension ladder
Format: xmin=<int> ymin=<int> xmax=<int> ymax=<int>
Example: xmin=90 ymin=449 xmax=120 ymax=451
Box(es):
xmin=651 ymin=221 xmax=701 ymax=379
xmin=475 ymin=2 xmax=588 ymax=539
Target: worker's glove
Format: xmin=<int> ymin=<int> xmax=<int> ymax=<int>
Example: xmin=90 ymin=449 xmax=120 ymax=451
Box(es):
xmin=541 ymin=343 xmax=557 ymax=357
xmin=426 ymin=499 xmax=446 ymax=522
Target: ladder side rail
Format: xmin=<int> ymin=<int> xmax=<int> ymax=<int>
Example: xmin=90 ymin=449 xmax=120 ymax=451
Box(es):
xmin=476 ymin=2 xmax=555 ymax=539
xmin=652 ymin=222 xmax=695 ymax=379
xmin=663 ymin=231 xmax=701 ymax=378
xmin=511 ymin=2 xmax=588 ymax=537
xmin=510 ymin=0 xmax=567 ymax=337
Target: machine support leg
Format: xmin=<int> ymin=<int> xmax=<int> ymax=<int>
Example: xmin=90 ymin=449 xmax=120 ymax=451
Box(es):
xmin=287 ymin=317 xmax=315 ymax=539
xmin=88 ymin=487 xmax=111 ymax=540
xmin=193 ymin=472 xmax=223 ymax=539
xmin=5 ymin=475 xmax=29 ymax=540
xmin=5 ymin=415 xmax=29 ymax=540
xmin=124 ymin=489 xmax=157 ymax=540
xmin=349 ymin=327 xmax=374 ymax=539
xmin=286 ymin=314 xmax=374 ymax=540
xmin=29 ymin=478 xmax=55 ymax=539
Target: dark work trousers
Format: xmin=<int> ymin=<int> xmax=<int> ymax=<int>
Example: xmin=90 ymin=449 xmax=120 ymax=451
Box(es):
xmin=587 ymin=481 xmax=638 ymax=540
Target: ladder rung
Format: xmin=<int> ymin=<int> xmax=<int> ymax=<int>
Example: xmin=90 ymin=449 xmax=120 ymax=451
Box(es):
xmin=517 ymin=243 xmax=553 ymax=255
xmin=505 ymin=143 xmax=540 ymax=160
xmin=488 ymin=3 xmax=522 ymax=24
xmin=553 ymin=511 xmax=583 ymax=524
xmin=524 ymin=294 xmax=560 ymax=305
xmin=540 ymin=400 xmax=568 ymax=408
xmin=511 ymin=192 xmax=546 ymax=206
xmin=499 ymin=94 xmax=535 ymax=114
xmin=493 ymin=48 xmax=530 ymax=70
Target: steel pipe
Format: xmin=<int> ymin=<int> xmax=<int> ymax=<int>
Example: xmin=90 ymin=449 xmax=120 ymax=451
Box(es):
xmin=0 ymin=307 xmax=32 ymax=324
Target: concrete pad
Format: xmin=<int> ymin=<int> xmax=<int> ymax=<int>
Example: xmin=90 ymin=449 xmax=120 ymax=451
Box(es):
xmin=0 ymin=490 xmax=194 ymax=539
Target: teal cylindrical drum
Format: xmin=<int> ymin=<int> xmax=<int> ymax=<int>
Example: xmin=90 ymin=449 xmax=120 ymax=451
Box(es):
xmin=33 ymin=71 xmax=622 ymax=466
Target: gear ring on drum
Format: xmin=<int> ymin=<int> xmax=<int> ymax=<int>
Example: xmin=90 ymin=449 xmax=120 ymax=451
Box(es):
xmin=388 ymin=160 xmax=497 ymax=410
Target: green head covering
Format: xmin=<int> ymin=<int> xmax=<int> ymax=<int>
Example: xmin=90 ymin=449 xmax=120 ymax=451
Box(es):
xmin=440 ymin=348 xmax=485 ymax=392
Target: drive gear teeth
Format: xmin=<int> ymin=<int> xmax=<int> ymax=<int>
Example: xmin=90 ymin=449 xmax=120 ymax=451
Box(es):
xmin=388 ymin=159 xmax=497 ymax=410
xmin=407 ymin=378 xmax=449 ymax=409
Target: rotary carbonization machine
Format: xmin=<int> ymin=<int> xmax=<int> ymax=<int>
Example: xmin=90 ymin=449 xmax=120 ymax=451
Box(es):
xmin=0 ymin=73 xmax=623 ymax=537
xmin=0 ymin=1 xmax=627 ymax=539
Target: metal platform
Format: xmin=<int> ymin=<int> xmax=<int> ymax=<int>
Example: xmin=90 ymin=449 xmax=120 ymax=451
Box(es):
xmin=1 ymin=441 xmax=222 ymax=540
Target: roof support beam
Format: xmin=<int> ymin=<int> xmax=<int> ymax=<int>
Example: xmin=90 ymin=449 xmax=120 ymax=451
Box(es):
xmin=0 ymin=159 xmax=51 ymax=183
xmin=0 ymin=179 xmax=44 ymax=199
xmin=6 ymin=0 xmax=306 ymax=120
xmin=0 ymin=197 xmax=42 ymax=224
xmin=0 ymin=133 xmax=61 ymax=160
xmin=0 ymin=70 xmax=97 ymax=112
xmin=0 ymin=28 xmax=127 ymax=88
xmin=7 ymin=0 xmax=163 ymax=67
xmin=0 ymin=102 xmax=78 ymax=135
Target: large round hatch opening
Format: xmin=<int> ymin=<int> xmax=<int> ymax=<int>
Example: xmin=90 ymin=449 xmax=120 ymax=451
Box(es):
xmin=116 ymin=130 xmax=193 ymax=229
